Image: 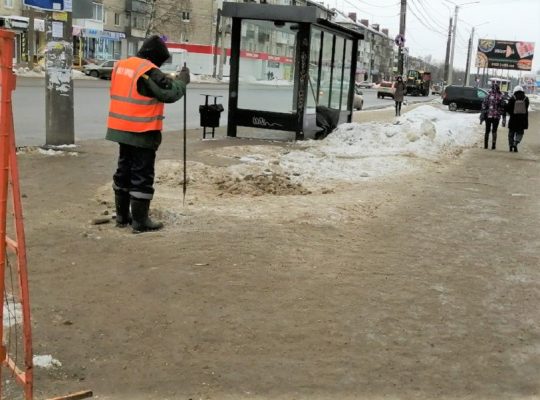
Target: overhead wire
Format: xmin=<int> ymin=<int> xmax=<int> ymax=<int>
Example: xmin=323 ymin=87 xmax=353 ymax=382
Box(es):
xmin=407 ymin=3 xmax=447 ymax=37
xmin=341 ymin=0 xmax=400 ymax=19
xmin=357 ymin=0 xmax=400 ymax=8
xmin=409 ymin=0 xmax=449 ymax=34
xmin=414 ymin=0 xmax=452 ymax=31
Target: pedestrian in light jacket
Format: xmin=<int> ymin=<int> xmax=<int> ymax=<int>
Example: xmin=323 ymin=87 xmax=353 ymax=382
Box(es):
xmin=106 ymin=35 xmax=190 ymax=233
xmin=480 ymin=83 xmax=505 ymax=150
xmin=505 ymin=85 xmax=529 ymax=153
xmin=393 ymin=76 xmax=406 ymax=117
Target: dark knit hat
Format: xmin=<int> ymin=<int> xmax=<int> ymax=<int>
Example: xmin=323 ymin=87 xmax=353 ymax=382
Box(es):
xmin=137 ymin=35 xmax=170 ymax=67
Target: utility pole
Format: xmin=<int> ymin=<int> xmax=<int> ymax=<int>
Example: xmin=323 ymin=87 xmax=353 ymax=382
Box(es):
xmin=443 ymin=16 xmax=452 ymax=84
xmin=212 ymin=9 xmax=221 ymax=78
xmin=397 ymin=0 xmax=407 ymax=76
xmin=447 ymin=5 xmax=459 ymax=85
xmin=45 ymin=8 xmax=74 ymax=146
xmin=464 ymin=26 xmax=474 ymax=86
xmin=27 ymin=7 xmax=35 ymax=69
xmin=218 ymin=14 xmax=227 ymax=80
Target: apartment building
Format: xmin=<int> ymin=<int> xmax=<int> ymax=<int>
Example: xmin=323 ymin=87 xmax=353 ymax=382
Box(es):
xmin=0 ymin=0 xmax=30 ymax=64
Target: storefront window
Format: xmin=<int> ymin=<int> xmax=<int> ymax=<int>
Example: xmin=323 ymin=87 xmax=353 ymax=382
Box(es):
xmin=237 ymin=20 xmax=297 ymax=113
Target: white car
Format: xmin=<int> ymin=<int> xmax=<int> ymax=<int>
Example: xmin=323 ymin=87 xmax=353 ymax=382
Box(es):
xmin=356 ymin=80 xmax=374 ymax=89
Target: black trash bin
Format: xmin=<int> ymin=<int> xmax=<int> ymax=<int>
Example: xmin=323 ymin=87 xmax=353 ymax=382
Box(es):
xmin=199 ymin=95 xmax=224 ymax=138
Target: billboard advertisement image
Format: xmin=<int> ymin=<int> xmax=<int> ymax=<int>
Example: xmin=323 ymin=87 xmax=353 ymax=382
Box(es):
xmin=476 ymin=39 xmax=535 ymax=71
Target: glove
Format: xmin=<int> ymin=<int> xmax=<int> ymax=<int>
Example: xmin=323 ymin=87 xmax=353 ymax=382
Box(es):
xmin=501 ymin=118 xmax=506 ymax=127
xmin=178 ymin=65 xmax=190 ymax=85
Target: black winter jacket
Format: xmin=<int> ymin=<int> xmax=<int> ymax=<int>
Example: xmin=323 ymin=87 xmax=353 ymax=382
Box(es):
xmin=505 ymin=91 xmax=529 ymax=131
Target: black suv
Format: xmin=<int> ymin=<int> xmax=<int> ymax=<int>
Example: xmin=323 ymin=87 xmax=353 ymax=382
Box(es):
xmin=442 ymin=85 xmax=488 ymax=111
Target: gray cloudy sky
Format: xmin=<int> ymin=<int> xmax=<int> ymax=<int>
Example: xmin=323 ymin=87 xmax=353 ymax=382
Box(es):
xmin=333 ymin=0 xmax=540 ymax=76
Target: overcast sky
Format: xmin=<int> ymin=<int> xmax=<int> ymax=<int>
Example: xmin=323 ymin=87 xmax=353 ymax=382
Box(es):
xmin=332 ymin=0 xmax=540 ymax=77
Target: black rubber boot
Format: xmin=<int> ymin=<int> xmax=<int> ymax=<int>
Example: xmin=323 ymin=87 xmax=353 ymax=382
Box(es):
xmin=114 ymin=191 xmax=131 ymax=227
xmin=130 ymin=198 xmax=163 ymax=233
xmin=491 ymin=141 xmax=496 ymax=150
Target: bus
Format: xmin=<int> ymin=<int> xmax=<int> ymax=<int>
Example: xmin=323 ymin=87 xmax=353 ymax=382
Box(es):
xmin=488 ymin=78 xmax=511 ymax=93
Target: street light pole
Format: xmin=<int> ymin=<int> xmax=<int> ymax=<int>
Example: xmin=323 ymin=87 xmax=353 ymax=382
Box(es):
xmin=443 ymin=16 xmax=452 ymax=84
xmin=397 ymin=0 xmax=407 ymax=76
xmin=464 ymin=26 xmax=474 ymax=86
xmin=447 ymin=5 xmax=459 ymax=85
xmin=447 ymin=1 xmax=480 ymax=85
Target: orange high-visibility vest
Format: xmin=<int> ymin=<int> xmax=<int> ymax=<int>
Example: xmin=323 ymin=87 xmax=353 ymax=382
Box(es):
xmin=107 ymin=57 xmax=165 ymax=132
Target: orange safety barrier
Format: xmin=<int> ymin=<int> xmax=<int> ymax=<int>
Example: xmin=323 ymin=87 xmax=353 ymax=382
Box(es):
xmin=0 ymin=29 xmax=34 ymax=399
xmin=0 ymin=29 xmax=92 ymax=400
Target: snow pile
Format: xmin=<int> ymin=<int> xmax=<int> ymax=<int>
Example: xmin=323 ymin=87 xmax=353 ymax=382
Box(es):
xmin=15 ymin=68 xmax=96 ymax=80
xmin=276 ymin=105 xmax=478 ymax=182
xmin=38 ymin=148 xmax=78 ymax=157
xmin=528 ymin=94 xmax=540 ymax=109
xmin=15 ymin=67 xmax=44 ymax=78
xmin=33 ymin=355 xmax=62 ymax=368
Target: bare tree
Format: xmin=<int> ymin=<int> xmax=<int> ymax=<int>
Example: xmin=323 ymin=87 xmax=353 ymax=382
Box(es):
xmin=144 ymin=0 xmax=193 ymax=42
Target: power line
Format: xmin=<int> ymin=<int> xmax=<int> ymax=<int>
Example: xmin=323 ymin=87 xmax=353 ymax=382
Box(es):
xmin=358 ymin=0 xmax=400 ymax=8
xmin=410 ymin=0 xmax=448 ymax=32
xmin=341 ymin=0 xmax=400 ymax=19
xmin=407 ymin=2 xmax=447 ymax=37
xmin=415 ymin=0 xmax=451 ymax=31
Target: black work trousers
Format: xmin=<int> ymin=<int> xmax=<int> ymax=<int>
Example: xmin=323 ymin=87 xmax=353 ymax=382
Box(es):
xmin=484 ymin=118 xmax=499 ymax=148
xmin=113 ymin=143 xmax=157 ymax=200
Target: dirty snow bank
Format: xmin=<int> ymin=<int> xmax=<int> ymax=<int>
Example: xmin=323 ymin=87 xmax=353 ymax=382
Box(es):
xmin=33 ymin=355 xmax=62 ymax=368
xmin=260 ymin=105 xmax=478 ymax=182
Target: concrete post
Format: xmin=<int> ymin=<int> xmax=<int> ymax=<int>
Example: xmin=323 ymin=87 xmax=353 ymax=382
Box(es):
xmin=45 ymin=10 xmax=74 ymax=146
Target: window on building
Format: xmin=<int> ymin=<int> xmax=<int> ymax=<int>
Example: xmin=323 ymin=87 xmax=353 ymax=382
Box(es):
xmin=114 ymin=13 xmax=121 ymax=26
xmin=4 ymin=0 xmax=14 ymax=8
xmin=182 ymin=12 xmax=190 ymax=22
xmin=92 ymin=3 xmax=104 ymax=22
xmin=133 ymin=14 xmax=146 ymax=30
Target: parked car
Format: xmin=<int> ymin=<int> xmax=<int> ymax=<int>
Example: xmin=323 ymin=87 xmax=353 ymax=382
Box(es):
xmin=354 ymin=88 xmax=364 ymax=110
xmin=83 ymin=60 xmax=116 ymax=79
xmin=431 ymin=84 xmax=442 ymax=95
xmin=377 ymin=81 xmax=395 ymax=99
xmin=442 ymin=85 xmax=488 ymax=111
xmin=160 ymin=62 xmax=180 ymax=79
xmin=356 ymin=80 xmax=374 ymax=89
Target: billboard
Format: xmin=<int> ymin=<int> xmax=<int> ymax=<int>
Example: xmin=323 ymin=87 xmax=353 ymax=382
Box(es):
xmin=475 ymin=39 xmax=535 ymax=71
xmin=23 ymin=0 xmax=66 ymax=11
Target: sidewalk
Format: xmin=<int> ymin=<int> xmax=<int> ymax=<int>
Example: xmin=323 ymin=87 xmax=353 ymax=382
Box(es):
xmin=8 ymin=108 xmax=540 ymax=399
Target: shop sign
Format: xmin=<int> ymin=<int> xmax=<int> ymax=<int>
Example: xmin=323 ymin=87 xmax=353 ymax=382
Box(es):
xmin=52 ymin=12 xmax=68 ymax=21
xmin=82 ymin=29 xmax=126 ymax=40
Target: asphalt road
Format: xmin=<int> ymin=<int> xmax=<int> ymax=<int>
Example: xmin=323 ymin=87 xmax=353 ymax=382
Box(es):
xmin=12 ymin=77 xmax=438 ymax=146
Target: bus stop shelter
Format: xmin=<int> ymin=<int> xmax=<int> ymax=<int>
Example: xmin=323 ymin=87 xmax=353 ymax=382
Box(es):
xmin=222 ymin=2 xmax=363 ymax=140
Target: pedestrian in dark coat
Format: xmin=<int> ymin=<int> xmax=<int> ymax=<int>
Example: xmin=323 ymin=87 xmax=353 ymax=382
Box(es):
xmin=505 ymin=85 xmax=529 ymax=153
xmin=480 ymin=83 xmax=505 ymax=150
xmin=393 ymin=76 xmax=406 ymax=117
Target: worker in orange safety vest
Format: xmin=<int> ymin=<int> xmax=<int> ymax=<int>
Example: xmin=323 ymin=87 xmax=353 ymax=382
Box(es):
xmin=106 ymin=35 xmax=190 ymax=233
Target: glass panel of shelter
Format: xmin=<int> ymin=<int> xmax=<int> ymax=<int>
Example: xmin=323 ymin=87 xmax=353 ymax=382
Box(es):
xmin=307 ymin=28 xmax=351 ymax=113
xmin=236 ymin=19 xmax=298 ymax=114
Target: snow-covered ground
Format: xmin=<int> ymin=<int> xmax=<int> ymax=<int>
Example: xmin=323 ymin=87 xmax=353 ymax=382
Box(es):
xmin=236 ymin=105 xmax=479 ymax=183
xmin=15 ymin=67 xmax=96 ymax=80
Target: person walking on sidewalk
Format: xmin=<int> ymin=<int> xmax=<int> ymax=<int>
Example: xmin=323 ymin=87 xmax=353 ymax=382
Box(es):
xmin=505 ymin=85 xmax=529 ymax=153
xmin=480 ymin=83 xmax=505 ymax=150
xmin=393 ymin=76 xmax=406 ymax=117
xmin=106 ymin=35 xmax=191 ymax=233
